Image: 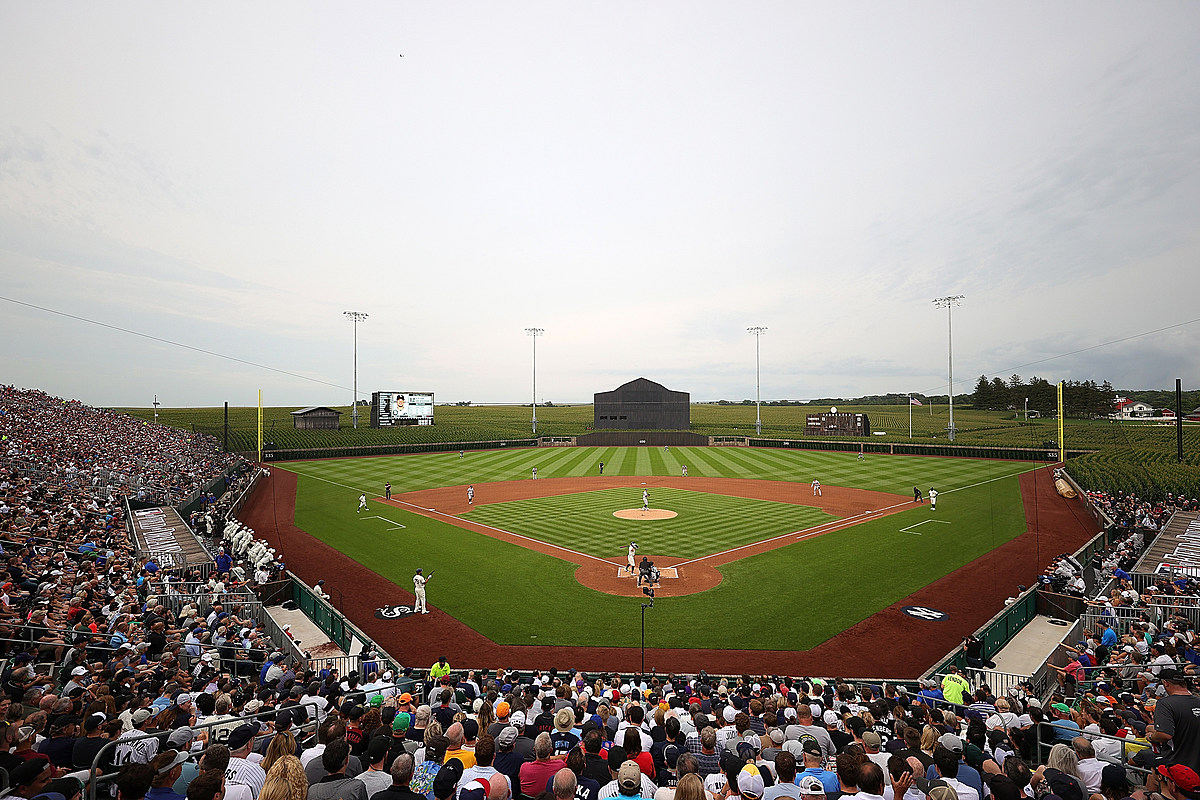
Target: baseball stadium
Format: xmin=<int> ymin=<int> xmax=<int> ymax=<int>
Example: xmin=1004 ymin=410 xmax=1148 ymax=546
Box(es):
xmin=6 ymin=6 xmax=1200 ymax=797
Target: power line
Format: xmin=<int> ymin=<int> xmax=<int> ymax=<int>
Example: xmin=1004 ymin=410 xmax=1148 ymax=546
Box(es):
xmin=916 ymin=315 xmax=1200 ymax=401
xmin=0 ymin=294 xmax=351 ymax=392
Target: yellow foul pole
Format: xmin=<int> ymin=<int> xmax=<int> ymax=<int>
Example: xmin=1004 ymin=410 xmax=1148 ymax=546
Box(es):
xmin=1057 ymin=381 xmax=1065 ymax=463
xmin=257 ymin=390 xmax=263 ymax=463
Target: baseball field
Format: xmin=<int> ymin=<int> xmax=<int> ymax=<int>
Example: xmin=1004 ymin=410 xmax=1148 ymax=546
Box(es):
xmin=239 ymin=444 xmax=1099 ymax=676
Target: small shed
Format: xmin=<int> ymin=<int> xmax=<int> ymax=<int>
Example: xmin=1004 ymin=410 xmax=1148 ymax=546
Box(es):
xmin=291 ymin=407 xmax=342 ymax=430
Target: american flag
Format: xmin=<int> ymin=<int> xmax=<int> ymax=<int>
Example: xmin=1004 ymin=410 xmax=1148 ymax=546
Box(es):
xmin=910 ymin=397 xmax=923 ymax=406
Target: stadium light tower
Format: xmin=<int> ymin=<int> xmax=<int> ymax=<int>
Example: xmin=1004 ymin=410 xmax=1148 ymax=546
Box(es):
xmin=747 ymin=327 xmax=767 ymax=435
xmin=932 ymin=296 xmax=964 ymax=442
xmin=525 ymin=328 xmax=544 ymax=434
xmin=344 ymin=311 xmax=369 ymax=429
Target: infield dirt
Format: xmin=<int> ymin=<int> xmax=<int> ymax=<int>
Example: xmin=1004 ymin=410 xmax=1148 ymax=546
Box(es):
xmin=241 ymin=465 xmax=1095 ymax=676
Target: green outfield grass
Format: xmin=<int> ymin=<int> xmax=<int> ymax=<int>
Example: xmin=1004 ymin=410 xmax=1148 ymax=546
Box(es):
xmin=280 ymin=447 xmax=1035 ymax=650
xmin=465 ymin=487 xmax=835 ymax=559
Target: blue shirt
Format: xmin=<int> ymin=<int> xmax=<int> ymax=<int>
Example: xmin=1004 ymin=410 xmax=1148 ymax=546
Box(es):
xmin=800 ymin=767 xmax=840 ymax=794
xmin=1101 ymin=627 xmax=1118 ymax=647
xmin=1051 ymin=719 xmax=1082 ymax=742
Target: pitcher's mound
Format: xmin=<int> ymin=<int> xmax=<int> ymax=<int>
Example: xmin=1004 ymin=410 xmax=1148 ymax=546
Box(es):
xmin=613 ymin=508 xmax=677 ymax=520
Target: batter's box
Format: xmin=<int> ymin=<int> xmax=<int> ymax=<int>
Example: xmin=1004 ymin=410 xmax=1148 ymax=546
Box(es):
xmin=616 ymin=567 xmax=679 ymax=579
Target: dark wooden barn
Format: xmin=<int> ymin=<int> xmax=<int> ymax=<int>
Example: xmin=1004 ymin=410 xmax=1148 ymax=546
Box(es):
xmin=594 ymin=378 xmax=690 ymax=430
xmin=291 ymin=407 xmax=342 ymax=430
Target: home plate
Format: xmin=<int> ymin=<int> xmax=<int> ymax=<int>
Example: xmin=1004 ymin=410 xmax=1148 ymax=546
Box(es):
xmin=615 ymin=567 xmax=679 ymax=579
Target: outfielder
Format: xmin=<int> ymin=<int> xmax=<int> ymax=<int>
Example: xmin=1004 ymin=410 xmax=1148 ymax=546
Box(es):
xmin=413 ymin=568 xmax=431 ymax=614
xmin=682 ymin=465 xmax=688 ymax=477
xmin=532 ymin=467 xmax=537 ymax=480
xmin=626 ymin=542 xmax=638 ymax=575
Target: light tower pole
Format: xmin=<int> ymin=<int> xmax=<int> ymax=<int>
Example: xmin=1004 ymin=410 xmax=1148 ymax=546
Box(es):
xmin=525 ymin=328 xmax=544 ymax=434
xmin=344 ymin=311 xmax=369 ymax=429
xmin=747 ymin=327 xmax=767 ymax=435
xmin=932 ymin=296 xmax=964 ymax=442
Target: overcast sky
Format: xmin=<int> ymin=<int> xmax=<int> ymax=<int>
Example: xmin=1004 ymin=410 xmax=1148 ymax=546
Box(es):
xmin=2 ymin=2 xmax=1198 ymax=408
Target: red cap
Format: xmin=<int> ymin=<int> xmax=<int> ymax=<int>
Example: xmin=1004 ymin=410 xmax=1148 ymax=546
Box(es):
xmin=1159 ymin=765 xmax=1200 ymax=793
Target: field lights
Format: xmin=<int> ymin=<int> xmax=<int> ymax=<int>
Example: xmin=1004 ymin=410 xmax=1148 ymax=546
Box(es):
xmin=747 ymin=327 xmax=767 ymax=435
xmin=344 ymin=311 xmax=368 ymax=429
xmin=932 ymin=296 xmax=964 ymax=442
xmin=525 ymin=328 xmax=544 ymax=434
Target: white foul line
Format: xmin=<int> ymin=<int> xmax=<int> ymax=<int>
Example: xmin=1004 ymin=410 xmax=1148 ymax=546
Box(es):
xmin=360 ymin=515 xmax=407 ymax=530
xmin=899 ymin=520 xmax=951 ymax=535
xmin=388 ymin=498 xmax=616 ymax=567
xmin=674 ymin=464 xmax=1043 ymax=567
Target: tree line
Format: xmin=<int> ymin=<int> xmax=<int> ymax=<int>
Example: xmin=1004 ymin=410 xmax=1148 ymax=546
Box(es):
xmin=972 ymin=375 xmax=1118 ymax=417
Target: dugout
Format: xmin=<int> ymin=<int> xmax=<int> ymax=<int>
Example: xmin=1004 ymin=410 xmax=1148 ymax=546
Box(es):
xmin=805 ymin=412 xmax=871 ymax=437
xmin=594 ymin=378 xmax=690 ymax=430
xmin=291 ymin=407 xmax=342 ymax=430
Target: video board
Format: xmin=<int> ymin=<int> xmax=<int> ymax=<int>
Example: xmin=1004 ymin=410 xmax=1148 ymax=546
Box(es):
xmin=371 ymin=391 xmax=434 ymax=426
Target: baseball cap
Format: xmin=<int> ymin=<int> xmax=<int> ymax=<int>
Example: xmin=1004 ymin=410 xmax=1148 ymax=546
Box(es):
xmin=496 ymin=726 xmax=518 ymax=748
xmin=167 ymin=728 xmax=195 ymax=749
xmin=1158 ymin=668 xmax=1187 ymax=684
xmin=769 ymin=729 xmax=785 ymax=745
xmin=460 ymin=779 xmax=491 ymax=800
xmin=738 ymin=765 xmax=765 ymax=798
xmin=619 ymin=761 xmax=642 ymax=791
xmin=1158 ymin=765 xmax=1200 ymax=793
xmin=398 ymin=692 xmax=413 ymax=704
xmin=1051 ymin=703 xmax=1071 ymax=714
xmin=496 ymin=701 xmax=511 ymax=717
xmin=433 ymin=760 xmax=465 ymax=800
xmin=392 ymin=712 xmax=412 ymax=733
xmin=131 ymin=708 xmax=153 ymax=725
xmin=798 ymin=776 xmax=827 ymax=796
xmin=368 ymin=736 xmax=391 ymax=764
xmin=510 ymin=710 xmax=526 ymax=728
xmin=801 ymin=739 xmax=823 ymax=756
xmin=462 ymin=719 xmax=479 ymax=740
xmin=227 ymin=723 xmax=259 ymax=751
xmin=929 ymin=786 xmax=960 ymax=800
xmin=663 ymin=744 xmax=681 ymax=768
xmin=1044 ymin=768 xmax=1083 ymax=800
xmin=862 ymin=731 xmax=881 ymax=748
xmin=153 ymin=749 xmax=190 ymax=775
xmin=723 ymin=705 xmax=737 ymax=723
xmin=938 ymin=733 xmax=963 ymax=753
xmin=10 ymin=760 xmax=53 ymax=787
xmin=71 ymin=666 xmax=88 ymax=676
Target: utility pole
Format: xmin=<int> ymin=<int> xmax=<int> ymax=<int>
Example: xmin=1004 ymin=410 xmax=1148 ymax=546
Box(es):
xmin=747 ymin=327 xmax=767 ymax=435
xmin=525 ymin=328 xmax=544 ymax=434
xmin=932 ymin=296 xmax=964 ymax=441
xmin=344 ymin=311 xmax=369 ymax=429
xmin=152 ymin=395 xmax=160 ymax=424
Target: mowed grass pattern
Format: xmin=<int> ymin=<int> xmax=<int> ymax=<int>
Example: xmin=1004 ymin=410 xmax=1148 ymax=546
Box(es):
xmin=285 ymin=446 xmax=1031 ymax=498
xmin=280 ymin=447 xmax=1037 ymax=650
xmin=464 ymin=487 xmax=834 ymax=559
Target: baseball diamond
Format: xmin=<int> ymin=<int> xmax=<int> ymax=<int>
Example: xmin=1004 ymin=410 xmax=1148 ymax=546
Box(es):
xmin=243 ymin=445 xmax=1099 ymax=674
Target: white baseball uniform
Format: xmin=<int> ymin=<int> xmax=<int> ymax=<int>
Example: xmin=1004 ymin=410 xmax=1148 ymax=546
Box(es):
xmin=414 ymin=572 xmax=428 ymax=613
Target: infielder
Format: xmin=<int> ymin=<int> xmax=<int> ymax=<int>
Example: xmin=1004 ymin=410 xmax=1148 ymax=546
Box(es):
xmin=413 ymin=568 xmax=431 ymax=614
xmin=467 ymin=485 xmax=474 ymax=505
xmin=358 ymin=494 xmax=368 ymax=512
xmin=385 ymin=482 xmax=392 ymax=500
xmin=929 ymin=488 xmax=938 ymax=510
xmin=642 ymin=489 xmax=649 ymax=511
xmin=914 ymin=487 xmax=923 ymax=503
xmin=626 ymin=542 xmax=638 ymax=575
xmin=811 ymin=479 xmax=821 ymax=497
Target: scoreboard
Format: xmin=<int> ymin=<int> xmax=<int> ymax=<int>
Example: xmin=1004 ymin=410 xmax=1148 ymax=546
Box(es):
xmin=371 ymin=391 xmax=434 ymax=427
xmin=805 ymin=412 xmax=871 ymax=437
